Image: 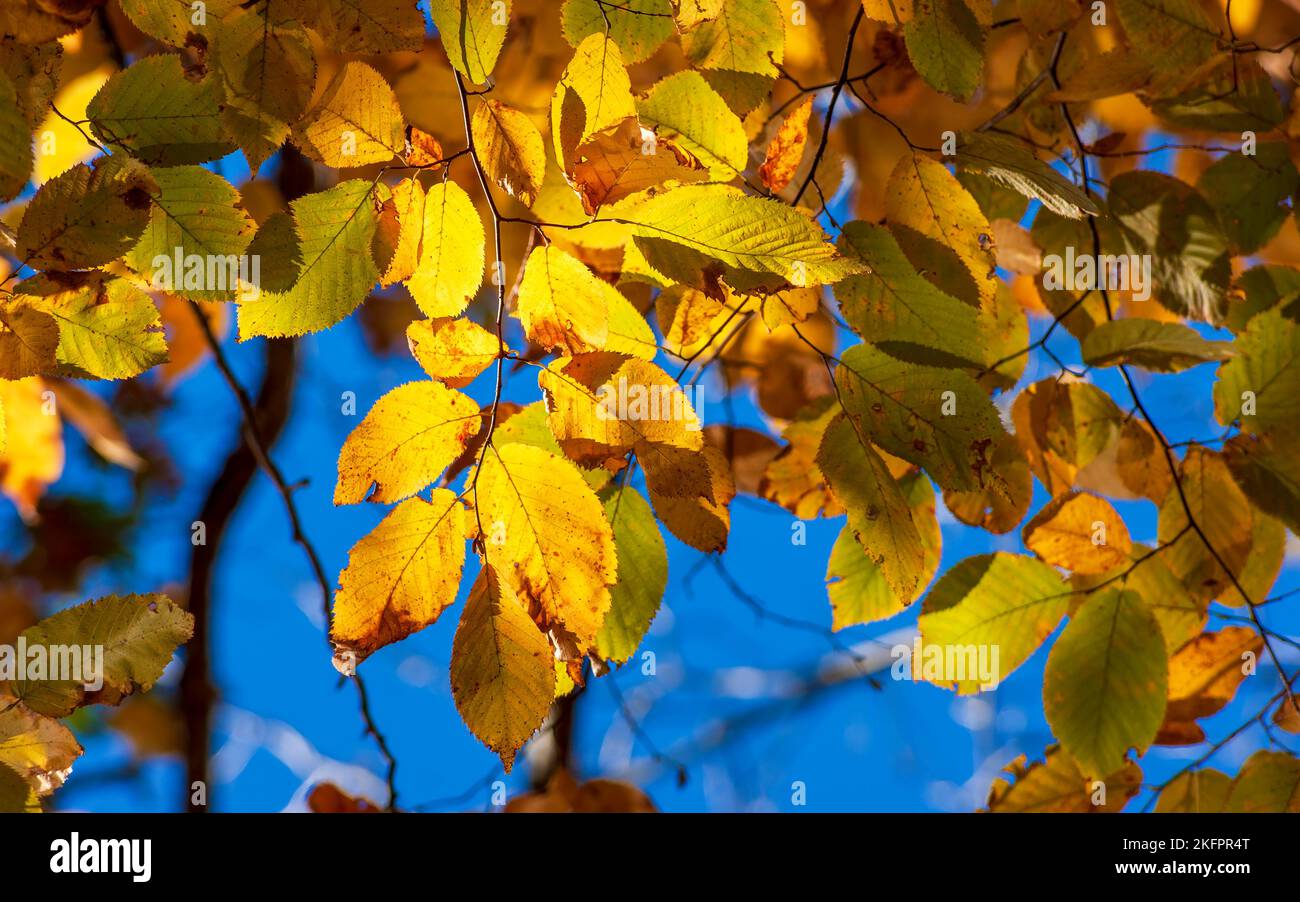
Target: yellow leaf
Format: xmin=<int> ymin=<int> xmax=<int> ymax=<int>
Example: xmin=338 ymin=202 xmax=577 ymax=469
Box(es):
xmin=332 ymin=492 xmax=466 ymax=663
xmin=293 ymin=62 xmax=405 ymax=167
xmin=406 ymin=317 xmax=500 ymax=388
xmin=407 ymin=181 xmax=486 ymax=318
xmin=1022 ymin=491 xmax=1133 ymax=574
xmin=759 ymin=397 xmax=846 ymax=519
xmin=334 ymin=381 xmax=481 ymax=505
xmin=472 ymin=99 xmax=547 ymax=208
xmin=818 ymin=413 xmax=926 ymax=599
xmin=680 ymin=0 xmax=784 ymax=114
xmin=886 ymin=152 xmax=997 ymax=309
xmin=306 ymin=0 xmax=426 ymax=54
xmin=473 ymin=442 xmax=617 ymax=652
xmin=539 ymin=353 xmax=703 ymax=470
xmin=984 ymin=745 xmax=1142 ymax=813
xmin=516 ymin=245 xmax=612 ymax=354
xmin=759 ymin=96 xmax=812 ymax=193
xmin=0 ymin=697 xmax=81 ymax=798
xmin=551 ymin=33 xmax=637 ymax=171
xmin=377 ymin=177 xmax=426 ymax=287
xmin=647 ymin=443 xmax=734 ymax=552
xmin=0 ymin=376 xmax=62 ymax=519
xmin=16 ymin=156 xmax=156 ymax=272
xmin=430 ymin=0 xmax=512 ymax=85
xmin=450 ymin=564 xmax=555 ymax=771
xmin=0 ymin=297 xmax=58 ymax=379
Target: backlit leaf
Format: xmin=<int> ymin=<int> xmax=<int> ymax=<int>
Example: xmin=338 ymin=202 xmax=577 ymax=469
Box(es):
xmin=1044 ymin=589 xmax=1168 ymax=778
xmin=332 ymin=492 xmax=466 ymax=662
xmin=451 ymin=564 xmax=554 ymax=771
xmin=13 ymin=594 xmax=193 ymax=718
xmin=334 ymin=381 xmax=481 ymax=504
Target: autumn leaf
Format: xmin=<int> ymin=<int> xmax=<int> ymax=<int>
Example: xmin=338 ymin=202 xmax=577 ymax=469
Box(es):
xmin=472 ymin=99 xmax=547 ymax=207
xmin=332 ymin=492 xmax=467 ymax=663
xmin=473 ymin=442 xmax=618 ymax=653
xmin=335 ymin=381 xmax=481 ymax=505
xmin=12 ymin=594 xmax=193 ymax=718
xmin=1022 ymin=491 xmax=1133 ymax=575
xmin=759 ymin=96 xmax=812 ymax=194
xmin=406 ymin=317 xmax=501 ymax=388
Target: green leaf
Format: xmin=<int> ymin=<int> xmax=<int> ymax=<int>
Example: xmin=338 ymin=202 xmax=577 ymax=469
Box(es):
xmin=818 ymin=414 xmax=926 ymax=600
xmin=1113 ymin=0 xmax=1218 ymax=95
xmin=17 ymin=274 xmax=167 ymax=380
xmin=680 ymin=0 xmax=784 ymax=114
xmin=1213 ymin=308 xmax=1300 ymax=440
xmin=917 ymin=552 xmax=1070 ymax=694
xmin=211 ymin=7 xmax=317 ymax=171
xmin=903 ymin=0 xmax=984 ymax=103
xmin=1197 ymin=143 xmax=1300 ymax=255
xmin=238 ymin=179 xmax=380 ymax=338
xmin=835 ymin=220 xmax=1006 ymax=373
xmin=956 ymin=131 xmax=1098 ymax=220
xmin=1228 ymin=265 xmax=1300 ymax=334
xmin=1224 ymin=433 xmax=1300 ymax=536
xmin=1081 ymin=319 xmax=1233 ymax=373
xmin=595 ymin=487 xmax=668 ymax=664
xmin=1109 ymin=171 xmax=1231 ymax=325
xmin=126 ymin=165 xmax=257 ymax=301
xmin=825 ymin=470 xmax=940 ymax=630
xmin=86 ymin=55 xmax=233 ymax=165
xmin=12 ymin=593 xmax=193 ymax=718
xmin=615 ymin=184 xmax=863 ymax=294
xmin=117 ymin=0 xmax=240 ymax=46
xmin=430 ymin=0 xmax=511 ymax=84
xmin=1149 ymin=55 xmax=1284 ymax=132
xmin=1044 ymin=589 xmax=1168 ymax=778
xmin=1224 ymin=750 xmax=1300 ymax=812
xmin=115 ymin=0 xmax=240 ymax=46
xmin=1072 ymin=546 xmax=1207 ymax=655
xmin=562 ymin=0 xmax=674 ymax=64
xmin=834 ymin=342 xmax=1020 ymax=495
xmin=15 ymin=156 xmax=155 ymax=272
xmin=637 ymin=70 xmax=749 ymax=180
